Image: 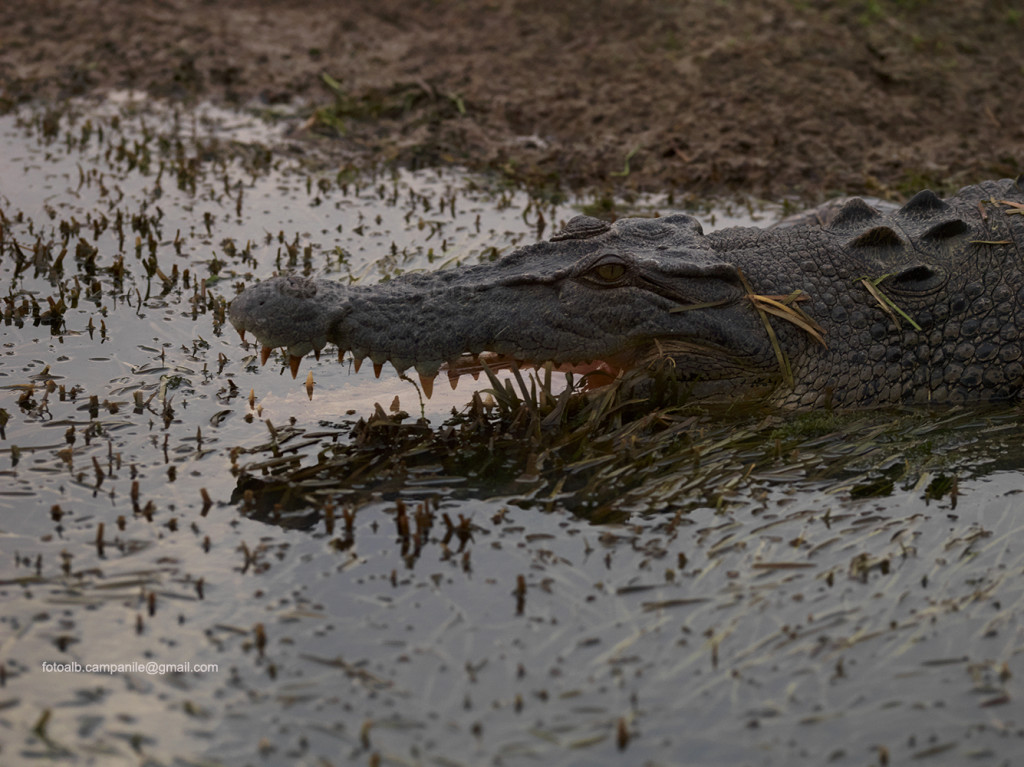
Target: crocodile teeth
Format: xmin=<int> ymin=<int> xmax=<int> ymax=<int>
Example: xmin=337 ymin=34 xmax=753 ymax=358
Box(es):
xmin=414 ymin=361 xmax=442 ymax=378
xmin=373 ymin=362 xmax=383 ymax=379
xmin=313 ymin=349 xmax=321 ymax=361
xmin=419 ymin=374 xmax=435 ymax=399
xmin=448 ymin=370 xmax=460 ymax=390
xmin=289 ymin=355 xmax=302 ymax=379
xmin=237 ymin=328 xmax=246 ymax=343
xmin=352 ymin=357 xmax=363 ymax=374
xmin=260 ymin=345 xmax=273 ymax=365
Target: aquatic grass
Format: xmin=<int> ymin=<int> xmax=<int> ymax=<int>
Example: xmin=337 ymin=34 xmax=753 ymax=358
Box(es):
xmin=609 ymin=146 xmax=640 ymax=178
xmin=654 ymin=275 xmax=826 ymax=407
xmin=311 ymin=74 xmax=468 ymax=140
xmin=738 ymin=269 xmax=794 ymax=387
xmin=860 ymin=275 xmax=923 ymax=330
xmin=745 ymin=289 xmax=826 ymax=348
xmin=245 ymin=392 xmax=1024 ymax=528
xmin=990 ymin=197 xmax=1024 ymax=216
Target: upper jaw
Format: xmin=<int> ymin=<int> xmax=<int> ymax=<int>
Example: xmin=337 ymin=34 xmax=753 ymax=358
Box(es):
xmin=227 ymin=266 xmax=765 ymax=397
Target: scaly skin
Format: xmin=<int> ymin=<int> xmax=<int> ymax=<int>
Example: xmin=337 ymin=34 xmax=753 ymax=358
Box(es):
xmin=229 ymin=177 xmax=1024 ymax=408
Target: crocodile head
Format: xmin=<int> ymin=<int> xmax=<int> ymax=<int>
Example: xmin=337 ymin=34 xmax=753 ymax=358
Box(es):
xmin=228 ymin=213 xmax=786 ymax=399
xmin=230 ymin=178 xmax=1024 ymax=407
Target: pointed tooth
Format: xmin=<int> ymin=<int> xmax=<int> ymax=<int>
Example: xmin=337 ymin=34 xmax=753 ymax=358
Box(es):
xmin=419 ymin=374 xmax=435 ymax=399
xmin=260 ymin=345 xmax=273 ymax=365
xmin=289 ymin=355 xmax=302 ymax=378
xmin=353 ymin=357 xmax=363 ymax=374
xmin=471 ymin=371 xmax=480 ymax=381
xmin=448 ymin=370 xmax=460 ymax=390
xmin=373 ymin=362 xmax=383 ymax=379
xmin=313 ymin=349 xmax=321 ymax=361
xmin=237 ymin=328 xmax=246 ymax=343
xmin=337 ymin=349 xmax=344 ymax=362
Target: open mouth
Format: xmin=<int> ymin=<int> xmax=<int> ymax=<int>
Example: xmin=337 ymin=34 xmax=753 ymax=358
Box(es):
xmin=239 ymin=326 xmax=624 ymax=399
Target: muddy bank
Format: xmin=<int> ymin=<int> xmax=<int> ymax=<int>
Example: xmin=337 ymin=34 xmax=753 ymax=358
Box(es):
xmin=2 ymin=0 xmax=1022 ymax=198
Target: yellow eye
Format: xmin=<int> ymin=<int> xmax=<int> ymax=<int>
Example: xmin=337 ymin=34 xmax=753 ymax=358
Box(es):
xmin=594 ymin=263 xmax=626 ymax=282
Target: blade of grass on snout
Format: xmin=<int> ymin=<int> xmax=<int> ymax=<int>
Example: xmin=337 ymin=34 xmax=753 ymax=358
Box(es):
xmin=747 ymin=291 xmax=827 ymax=348
xmin=860 ymin=276 xmax=922 ymax=331
xmin=737 ymin=270 xmax=795 ymax=387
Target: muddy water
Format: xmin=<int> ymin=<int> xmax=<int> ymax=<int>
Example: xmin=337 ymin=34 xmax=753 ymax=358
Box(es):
xmin=1 ymin=96 xmax=1022 ymax=767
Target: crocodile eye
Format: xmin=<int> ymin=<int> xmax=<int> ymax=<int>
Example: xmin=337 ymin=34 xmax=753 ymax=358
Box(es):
xmin=594 ymin=263 xmax=626 ymax=282
xmin=578 ymin=255 xmax=631 ymax=287
xmin=581 ymin=257 xmax=626 ymax=286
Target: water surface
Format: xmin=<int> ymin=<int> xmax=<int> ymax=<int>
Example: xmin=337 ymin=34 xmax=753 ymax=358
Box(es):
xmin=1 ymin=95 xmax=1022 ymax=767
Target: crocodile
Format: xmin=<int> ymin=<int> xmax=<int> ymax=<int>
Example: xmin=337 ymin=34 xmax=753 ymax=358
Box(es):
xmin=228 ymin=177 xmax=1024 ymax=408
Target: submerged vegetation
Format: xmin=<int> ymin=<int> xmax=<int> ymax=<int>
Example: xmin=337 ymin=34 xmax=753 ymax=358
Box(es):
xmin=233 ymin=352 xmax=1022 ymax=527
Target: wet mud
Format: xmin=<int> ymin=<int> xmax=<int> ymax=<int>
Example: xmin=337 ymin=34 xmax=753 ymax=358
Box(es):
xmin=2 ymin=0 xmax=1022 ymax=199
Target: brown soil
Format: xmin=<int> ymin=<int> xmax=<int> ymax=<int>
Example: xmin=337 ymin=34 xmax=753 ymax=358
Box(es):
xmin=2 ymin=0 xmax=1022 ymax=200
